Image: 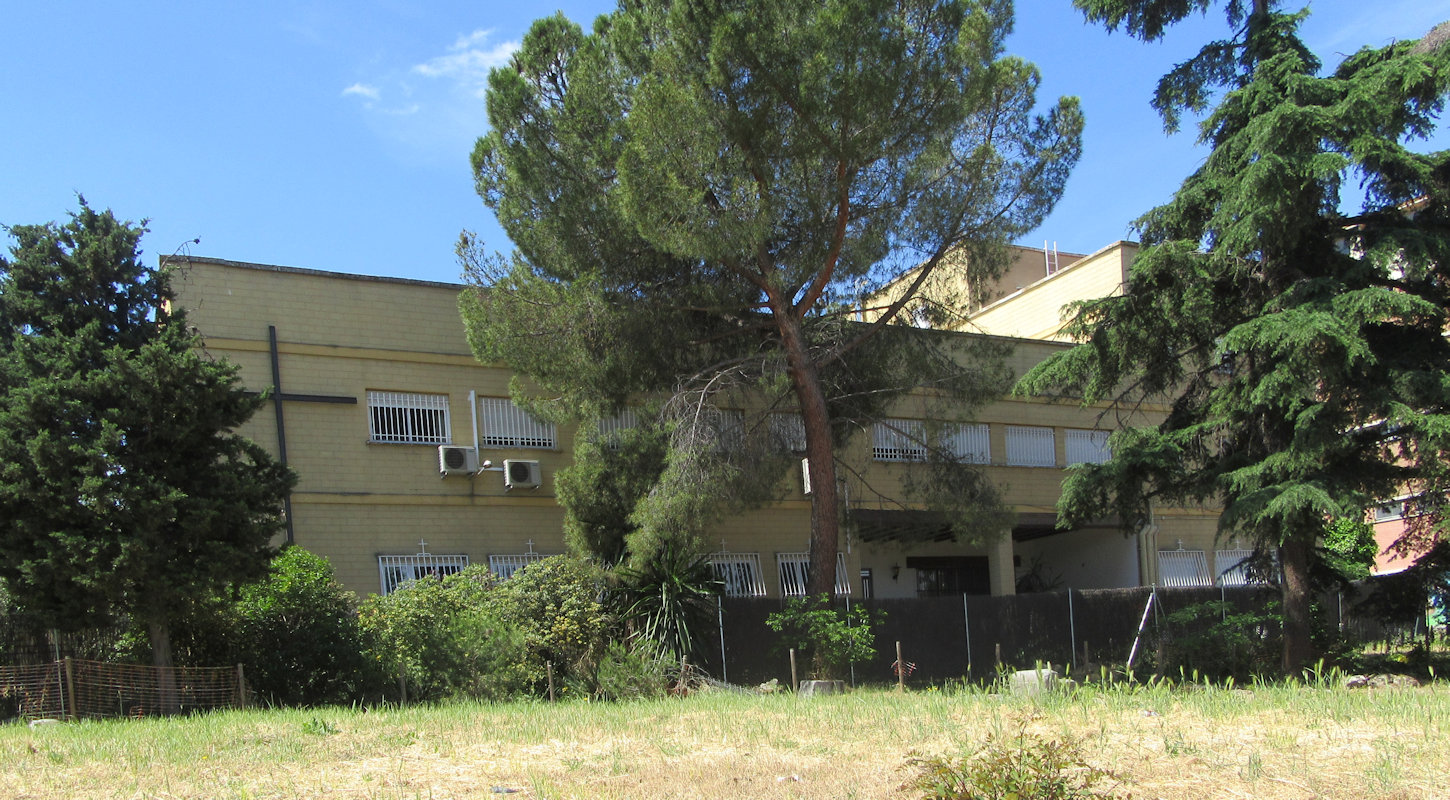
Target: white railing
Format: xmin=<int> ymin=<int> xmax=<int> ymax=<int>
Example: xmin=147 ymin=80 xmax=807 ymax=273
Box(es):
xmin=488 ymin=552 xmax=550 ymax=579
xmin=707 ymin=552 xmax=767 ymax=597
xmin=873 ymin=418 xmax=927 ymax=462
xmin=776 ymin=552 xmax=851 ymax=597
xmin=377 ymin=553 xmax=469 ymax=594
xmin=1065 ymin=429 xmax=1111 ymax=465
xmin=1157 ymin=550 xmax=1211 ymax=588
xmin=479 ymin=397 xmax=556 ymax=449
xmin=368 ymin=391 xmax=450 ymax=444
xmin=943 ymin=423 xmax=991 ymax=464
xmin=1006 ymin=425 xmax=1056 ymax=467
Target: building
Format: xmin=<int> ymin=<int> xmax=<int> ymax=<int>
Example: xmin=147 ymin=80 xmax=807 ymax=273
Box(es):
xmin=168 ymin=253 xmax=1224 ymax=600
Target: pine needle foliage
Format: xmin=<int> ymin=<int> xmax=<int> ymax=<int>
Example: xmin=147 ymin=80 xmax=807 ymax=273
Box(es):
xmin=1017 ymin=2 xmax=1450 ymax=673
xmin=462 ymin=0 xmax=1083 ymax=590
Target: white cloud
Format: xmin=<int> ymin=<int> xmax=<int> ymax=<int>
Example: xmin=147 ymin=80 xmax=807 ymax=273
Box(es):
xmin=342 ymin=83 xmax=381 ymax=102
xmin=412 ymin=29 xmax=519 ymax=98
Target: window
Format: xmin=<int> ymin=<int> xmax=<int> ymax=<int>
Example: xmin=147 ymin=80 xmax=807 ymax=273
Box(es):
xmin=942 ymin=423 xmax=991 ymax=464
xmin=479 ymin=397 xmax=557 ymax=449
xmin=488 ymin=552 xmax=552 ymax=579
xmin=873 ymin=419 xmax=927 ymax=462
xmin=1006 ymin=425 xmax=1056 ymax=467
xmin=1373 ymin=500 xmax=1406 ymax=522
xmin=707 ymin=552 xmax=766 ymax=597
xmin=1157 ymin=549 xmax=1210 ymax=587
xmin=910 ymin=556 xmax=990 ymax=597
xmin=377 ymin=553 xmax=468 ymax=595
xmin=769 ymin=413 xmax=807 ymax=452
xmin=1215 ymin=548 xmax=1257 ymax=586
xmin=1065 ymin=429 xmax=1110 ymax=465
xmin=368 ymin=391 xmax=450 ymax=444
xmin=776 ymin=552 xmax=851 ymax=597
xmin=596 ymin=408 xmax=641 ymax=450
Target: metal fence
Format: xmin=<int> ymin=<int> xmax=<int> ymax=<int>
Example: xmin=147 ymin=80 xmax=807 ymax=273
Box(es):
xmin=0 ymin=658 xmax=245 ymax=721
xmin=700 ymin=582 xmax=1424 ymax=688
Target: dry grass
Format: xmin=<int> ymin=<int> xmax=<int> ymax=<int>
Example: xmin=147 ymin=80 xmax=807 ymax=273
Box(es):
xmin=3 ymin=680 xmax=1449 ymax=799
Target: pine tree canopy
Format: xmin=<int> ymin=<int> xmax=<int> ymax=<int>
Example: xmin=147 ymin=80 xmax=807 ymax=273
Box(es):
xmin=462 ymin=0 xmax=1083 ymax=591
xmin=1017 ymin=0 xmax=1450 ymax=672
xmin=0 ymin=201 xmax=295 ymax=667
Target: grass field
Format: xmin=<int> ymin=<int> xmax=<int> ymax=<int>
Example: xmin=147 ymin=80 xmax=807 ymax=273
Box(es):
xmin=4 ymin=678 xmax=1449 ymax=799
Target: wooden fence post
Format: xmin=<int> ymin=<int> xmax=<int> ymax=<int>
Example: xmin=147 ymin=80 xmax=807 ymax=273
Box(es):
xmin=547 ymin=661 xmax=555 ymax=702
xmin=789 ymin=648 xmax=798 ymax=692
xmin=236 ymin=663 xmax=247 ymax=710
xmin=896 ymin=641 xmax=905 ymax=692
xmin=63 ymin=657 xmax=77 ymax=721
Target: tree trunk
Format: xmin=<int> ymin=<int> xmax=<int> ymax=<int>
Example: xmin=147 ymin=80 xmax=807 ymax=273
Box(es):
xmin=149 ymin=619 xmax=180 ymax=715
xmin=1278 ymin=537 xmax=1314 ymax=675
xmin=775 ymin=314 xmax=841 ymax=600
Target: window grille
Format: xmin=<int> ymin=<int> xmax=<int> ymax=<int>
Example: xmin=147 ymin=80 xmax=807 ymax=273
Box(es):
xmin=770 ymin=413 xmax=807 ymax=452
xmin=776 ymin=552 xmax=851 ymax=597
xmin=368 ymin=391 xmax=450 ymax=444
xmin=597 ymin=407 xmax=640 ymax=438
xmin=873 ymin=419 xmax=927 ymax=462
xmin=707 ymin=552 xmax=766 ymax=597
xmin=488 ymin=553 xmax=550 ymax=579
xmin=1065 ymin=429 xmax=1111 ymax=465
xmin=1005 ymin=425 xmax=1056 ymax=467
xmin=1214 ymin=548 xmax=1257 ymax=586
xmin=715 ymin=409 xmax=745 ymax=451
xmin=942 ymin=423 xmax=991 ymax=464
xmin=479 ymin=397 xmax=557 ymax=449
xmin=1373 ymin=498 xmax=1408 ymax=522
xmin=377 ymin=553 xmax=468 ymax=595
xmin=1157 ymin=549 xmax=1211 ymax=588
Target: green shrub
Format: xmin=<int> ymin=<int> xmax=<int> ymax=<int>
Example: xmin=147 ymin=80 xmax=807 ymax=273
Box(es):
xmin=907 ymin=722 xmax=1118 ymax=800
xmin=1157 ymin=600 xmax=1280 ymax=680
xmin=585 ymin=640 xmax=673 ymax=701
xmin=765 ymin=595 xmax=884 ymax=681
xmin=359 ymin=566 xmax=530 ymax=701
xmin=232 ymin=547 xmax=380 ymax=706
xmin=488 ymin=555 xmax=614 ymax=692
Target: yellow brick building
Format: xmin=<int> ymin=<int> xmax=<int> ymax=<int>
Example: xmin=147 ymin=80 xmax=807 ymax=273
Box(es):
xmin=169 ymin=254 xmax=1224 ymax=600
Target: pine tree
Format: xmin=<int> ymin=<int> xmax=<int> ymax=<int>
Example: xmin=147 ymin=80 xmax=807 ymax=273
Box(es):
xmin=463 ymin=0 xmax=1083 ymax=590
xmin=1018 ymin=2 xmax=1450 ymax=672
xmin=0 ymin=201 xmax=295 ymax=679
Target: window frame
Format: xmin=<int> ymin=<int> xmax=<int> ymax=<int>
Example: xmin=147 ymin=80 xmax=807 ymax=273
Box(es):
xmin=478 ymin=397 xmax=558 ymax=450
xmin=367 ymin=390 xmax=451 ymax=445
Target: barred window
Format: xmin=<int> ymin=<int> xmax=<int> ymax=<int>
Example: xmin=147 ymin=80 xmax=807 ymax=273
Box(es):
xmin=1157 ymin=549 xmax=1211 ymax=588
xmin=488 ymin=552 xmax=552 ymax=580
xmin=707 ymin=552 xmax=766 ymax=597
xmin=1214 ymin=549 xmax=1257 ymax=586
xmin=872 ymin=419 xmax=927 ymax=462
xmin=368 ymin=391 xmax=450 ymax=444
xmin=770 ymin=413 xmax=807 ymax=453
xmin=942 ymin=423 xmax=991 ymax=464
xmin=479 ymin=397 xmax=557 ymax=449
xmin=776 ymin=552 xmax=851 ymax=597
xmin=377 ymin=553 xmax=468 ymax=595
xmin=1065 ymin=429 xmax=1111 ymax=465
xmin=1005 ymin=425 xmax=1056 ymax=467
xmin=597 ymin=408 xmax=640 ymax=449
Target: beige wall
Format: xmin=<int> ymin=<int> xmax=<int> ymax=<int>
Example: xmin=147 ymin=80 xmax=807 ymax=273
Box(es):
xmin=171 ymin=256 xmax=1216 ymax=599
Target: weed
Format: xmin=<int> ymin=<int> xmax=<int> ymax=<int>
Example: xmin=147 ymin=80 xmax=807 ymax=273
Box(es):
xmin=300 ymin=717 xmax=338 ymax=736
xmin=906 ymin=719 xmax=1119 ymax=799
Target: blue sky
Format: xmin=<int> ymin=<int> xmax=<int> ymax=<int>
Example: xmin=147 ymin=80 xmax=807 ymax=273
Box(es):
xmin=3 ymin=1 xmax=1448 ymax=284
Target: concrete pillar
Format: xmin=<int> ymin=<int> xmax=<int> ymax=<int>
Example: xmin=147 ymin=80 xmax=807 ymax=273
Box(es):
xmin=988 ymin=529 xmax=1016 ymax=596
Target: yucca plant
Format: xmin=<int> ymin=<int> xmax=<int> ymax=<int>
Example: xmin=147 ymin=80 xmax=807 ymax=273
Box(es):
xmin=612 ymin=539 xmax=721 ymax=663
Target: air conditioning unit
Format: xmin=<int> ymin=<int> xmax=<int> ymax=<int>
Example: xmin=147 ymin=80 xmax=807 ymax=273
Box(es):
xmin=801 ymin=458 xmax=812 ymax=495
xmin=504 ymin=459 xmax=542 ymax=490
xmin=438 ymin=445 xmax=479 ymax=476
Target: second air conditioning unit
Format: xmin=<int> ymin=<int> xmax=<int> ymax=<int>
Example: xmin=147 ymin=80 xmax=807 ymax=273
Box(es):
xmin=438 ymin=445 xmax=480 ymax=476
xmin=504 ymin=459 xmax=542 ymax=490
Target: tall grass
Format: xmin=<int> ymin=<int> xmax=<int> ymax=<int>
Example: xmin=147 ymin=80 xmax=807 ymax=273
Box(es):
xmin=3 ymin=681 xmax=1446 ymax=799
